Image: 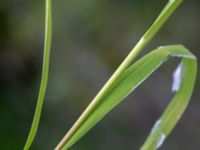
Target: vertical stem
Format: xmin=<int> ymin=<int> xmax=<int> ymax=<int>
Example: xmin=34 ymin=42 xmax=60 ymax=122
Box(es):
xmin=24 ymin=0 xmax=52 ymax=149
xmin=55 ymin=0 xmax=183 ymax=149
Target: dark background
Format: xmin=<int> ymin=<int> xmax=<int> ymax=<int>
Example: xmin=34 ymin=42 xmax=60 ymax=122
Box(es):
xmin=0 ymin=0 xmax=199 ymax=149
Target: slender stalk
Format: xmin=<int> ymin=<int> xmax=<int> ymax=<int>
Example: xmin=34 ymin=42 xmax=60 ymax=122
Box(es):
xmin=24 ymin=0 xmax=52 ymax=149
xmin=55 ymin=0 xmax=183 ymax=149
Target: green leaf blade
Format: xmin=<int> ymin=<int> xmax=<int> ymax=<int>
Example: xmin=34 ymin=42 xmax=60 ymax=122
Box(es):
xmin=141 ymin=47 xmax=197 ymax=150
xmin=59 ymin=45 xmax=197 ymax=150
xmin=23 ymin=0 xmax=52 ymax=149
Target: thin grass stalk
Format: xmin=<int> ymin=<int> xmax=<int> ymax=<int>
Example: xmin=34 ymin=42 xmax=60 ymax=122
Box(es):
xmin=23 ymin=0 xmax=52 ymax=149
xmin=55 ymin=0 xmax=183 ymax=149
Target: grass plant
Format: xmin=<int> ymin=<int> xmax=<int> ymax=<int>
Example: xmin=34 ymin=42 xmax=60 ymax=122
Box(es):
xmin=24 ymin=0 xmax=197 ymax=150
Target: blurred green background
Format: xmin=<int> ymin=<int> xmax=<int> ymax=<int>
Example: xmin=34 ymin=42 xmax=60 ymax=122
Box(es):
xmin=0 ymin=0 xmax=199 ymax=149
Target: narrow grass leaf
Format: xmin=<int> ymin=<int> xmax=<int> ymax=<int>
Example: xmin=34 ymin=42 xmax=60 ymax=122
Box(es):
xmin=58 ymin=45 xmax=197 ymax=150
xmin=23 ymin=0 xmax=52 ymax=149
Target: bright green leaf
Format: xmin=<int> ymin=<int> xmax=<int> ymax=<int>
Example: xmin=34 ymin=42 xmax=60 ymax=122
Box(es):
xmin=58 ymin=45 xmax=197 ymax=150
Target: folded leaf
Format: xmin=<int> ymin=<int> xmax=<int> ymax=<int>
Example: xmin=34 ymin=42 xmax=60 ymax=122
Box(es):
xmin=58 ymin=45 xmax=197 ymax=150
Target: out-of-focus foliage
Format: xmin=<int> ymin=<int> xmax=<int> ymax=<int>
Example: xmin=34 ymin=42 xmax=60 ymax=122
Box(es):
xmin=0 ymin=0 xmax=199 ymax=150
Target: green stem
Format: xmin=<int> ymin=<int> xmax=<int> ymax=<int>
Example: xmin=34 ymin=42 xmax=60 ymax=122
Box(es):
xmin=24 ymin=0 xmax=52 ymax=149
xmin=56 ymin=0 xmax=183 ymax=149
